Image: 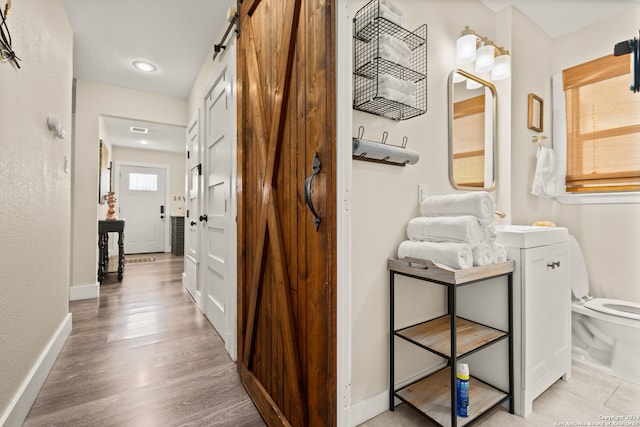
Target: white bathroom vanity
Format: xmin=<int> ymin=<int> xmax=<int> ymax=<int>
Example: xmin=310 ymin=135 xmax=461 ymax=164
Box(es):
xmin=497 ymin=225 xmax=572 ymax=416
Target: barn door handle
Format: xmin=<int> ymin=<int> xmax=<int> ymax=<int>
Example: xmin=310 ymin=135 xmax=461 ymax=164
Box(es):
xmin=304 ymin=152 xmax=321 ymax=231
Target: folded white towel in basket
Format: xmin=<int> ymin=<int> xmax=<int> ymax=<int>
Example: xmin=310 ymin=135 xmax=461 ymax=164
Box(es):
xmin=398 ymin=240 xmax=473 ymax=270
xmin=378 ymin=44 xmax=410 ymax=68
xmin=379 ymin=73 xmax=416 ymax=96
xmin=378 ymin=2 xmax=404 ymax=27
xmin=378 ymin=87 xmax=415 ymax=106
xmin=420 ymin=191 xmax=495 ymax=225
xmin=378 ymin=34 xmax=411 ymax=59
xmin=407 ymin=216 xmax=482 ymax=247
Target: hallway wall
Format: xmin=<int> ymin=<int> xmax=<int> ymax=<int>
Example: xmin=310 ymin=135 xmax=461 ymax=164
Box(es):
xmin=71 ymin=81 xmax=187 ymax=297
xmin=0 ymin=0 xmax=73 ymax=422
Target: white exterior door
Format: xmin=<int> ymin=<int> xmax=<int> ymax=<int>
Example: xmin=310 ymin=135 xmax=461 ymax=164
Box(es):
xmin=118 ymin=165 xmax=166 ymax=254
xmin=184 ymin=115 xmax=201 ymax=307
xmin=201 ymin=51 xmax=237 ymax=360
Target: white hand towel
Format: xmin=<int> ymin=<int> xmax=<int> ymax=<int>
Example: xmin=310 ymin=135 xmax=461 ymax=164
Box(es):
xmin=420 ymin=191 xmax=495 ymax=225
xmin=379 ymin=73 xmax=416 ymax=96
xmin=492 ymin=242 xmax=507 ymax=263
xmin=380 ymin=0 xmax=404 ymax=17
xmin=378 ymin=87 xmax=415 ymax=107
xmin=398 ymin=240 xmax=473 ymax=270
xmin=378 ymin=2 xmax=404 ymax=27
xmin=472 ymin=242 xmax=494 ymax=266
xmin=407 ymin=216 xmax=482 ymax=247
xmin=378 ymin=44 xmax=410 ymax=68
xmin=378 ymin=34 xmax=411 ymax=59
xmin=531 ymin=147 xmax=557 ymax=197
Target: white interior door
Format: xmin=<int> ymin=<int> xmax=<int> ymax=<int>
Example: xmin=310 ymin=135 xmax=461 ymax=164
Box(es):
xmin=202 ymin=69 xmax=231 ymax=344
xmin=119 ymin=165 xmax=166 ymax=254
xmin=185 ymin=115 xmax=201 ymax=306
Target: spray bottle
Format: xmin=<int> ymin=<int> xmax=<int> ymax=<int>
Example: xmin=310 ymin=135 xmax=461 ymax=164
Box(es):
xmin=456 ymin=363 xmax=469 ymax=417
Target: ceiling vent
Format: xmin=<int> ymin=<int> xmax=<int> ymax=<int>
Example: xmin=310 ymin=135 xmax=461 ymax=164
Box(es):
xmin=130 ymin=126 xmax=148 ymax=134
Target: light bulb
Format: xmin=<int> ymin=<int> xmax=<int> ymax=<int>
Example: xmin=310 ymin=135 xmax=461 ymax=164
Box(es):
xmin=457 ymin=34 xmax=477 ymax=65
xmin=475 ymin=41 xmax=495 ymax=73
xmin=492 ymin=51 xmax=511 ymax=80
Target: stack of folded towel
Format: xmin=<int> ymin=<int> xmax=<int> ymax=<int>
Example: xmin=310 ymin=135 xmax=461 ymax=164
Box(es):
xmin=397 ymin=192 xmax=507 ymax=270
xmin=377 ymin=0 xmax=404 ymax=27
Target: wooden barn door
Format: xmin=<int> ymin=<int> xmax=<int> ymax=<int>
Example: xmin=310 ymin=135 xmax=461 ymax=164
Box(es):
xmin=237 ymin=0 xmax=336 ymax=426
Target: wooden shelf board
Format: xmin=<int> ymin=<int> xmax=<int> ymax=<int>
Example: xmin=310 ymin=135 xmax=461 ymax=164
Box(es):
xmin=396 ymin=315 xmax=506 ymax=358
xmin=395 ymin=367 xmax=508 ymax=427
xmin=389 ymin=258 xmax=514 ymax=285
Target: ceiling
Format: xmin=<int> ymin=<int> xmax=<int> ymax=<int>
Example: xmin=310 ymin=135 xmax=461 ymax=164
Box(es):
xmin=63 ymin=0 xmax=235 ymax=154
xmin=63 ymin=0 xmax=638 ymax=154
xmin=480 ymin=0 xmax=639 ymax=39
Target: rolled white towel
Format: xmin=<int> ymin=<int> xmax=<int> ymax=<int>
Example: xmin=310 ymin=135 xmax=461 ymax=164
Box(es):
xmin=398 ymin=240 xmax=473 ymax=270
xmin=379 ymin=73 xmax=416 ymax=96
xmin=472 ymin=242 xmax=494 ymax=266
xmin=492 ymin=242 xmax=507 ymax=263
xmin=379 ymin=34 xmax=411 ymax=59
xmin=420 ymin=191 xmax=494 ymax=225
xmin=378 ymin=87 xmax=415 ymax=107
xmin=407 ymin=216 xmax=482 ymax=247
xmin=483 ymin=223 xmax=497 ymax=244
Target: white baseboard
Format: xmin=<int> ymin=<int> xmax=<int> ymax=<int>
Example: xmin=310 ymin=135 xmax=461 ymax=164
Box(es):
xmin=349 ymin=362 xmax=446 ymax=426
xmin=69 ymin=282 xmax=99 ymax=301
xmin=350 ymin=390 xmax=397 ymax=426
xmin=0 ymin=313 xmax=72 ymax=427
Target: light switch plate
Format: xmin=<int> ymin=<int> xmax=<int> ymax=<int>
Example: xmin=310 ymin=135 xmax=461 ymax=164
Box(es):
xmin=418 ymin=184 xmax=428 ymax=205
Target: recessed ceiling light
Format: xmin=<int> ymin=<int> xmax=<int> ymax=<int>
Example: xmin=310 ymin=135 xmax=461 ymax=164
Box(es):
xmin=132 ymin=60 xmax=157 ymax=72
xmin=140 ymin=140 xmax=149 ymax=145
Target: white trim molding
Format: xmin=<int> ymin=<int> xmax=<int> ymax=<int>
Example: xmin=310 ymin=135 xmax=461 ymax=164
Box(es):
xmin=69 ymin=282 xmax=100 ymax=301
xmin=0 ymin=313 xmax=72 ymax=427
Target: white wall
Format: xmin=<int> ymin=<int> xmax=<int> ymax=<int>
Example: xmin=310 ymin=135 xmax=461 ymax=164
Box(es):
xmin=509 ymin=4 xmax=640 ymax=303
xmin=0 ymin=0 xmax=73 ymax=420
xmin=71 ymin=81 xmax=187 ymax=294
xmin=350 ymin=0 xmax=499 ymax=407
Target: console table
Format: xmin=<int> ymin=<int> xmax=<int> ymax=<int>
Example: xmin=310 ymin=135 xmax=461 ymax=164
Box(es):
xmin=98 ymin=220 xmax=125 ymax=282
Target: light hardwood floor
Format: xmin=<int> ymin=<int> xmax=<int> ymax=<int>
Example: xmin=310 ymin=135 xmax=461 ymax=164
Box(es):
xmin=360 ymin=363 xmax=640 ymax=426
xmin=23 ymin=253 xmax=265 ymax=427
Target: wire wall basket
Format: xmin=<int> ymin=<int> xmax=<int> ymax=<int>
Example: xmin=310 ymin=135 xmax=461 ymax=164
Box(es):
xmin=353 ymin=0 xmax=427 ymax=121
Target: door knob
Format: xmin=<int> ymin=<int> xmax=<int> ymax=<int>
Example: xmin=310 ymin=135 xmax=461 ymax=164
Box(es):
xmin=190 ymin=221 xmax=197 ymax=226
xmin=199 ymin=214 xmax=208 ymax=222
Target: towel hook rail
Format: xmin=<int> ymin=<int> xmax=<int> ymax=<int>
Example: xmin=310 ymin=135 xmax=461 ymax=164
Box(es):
xmin=531 ymin=135 xmax=548 ymax=148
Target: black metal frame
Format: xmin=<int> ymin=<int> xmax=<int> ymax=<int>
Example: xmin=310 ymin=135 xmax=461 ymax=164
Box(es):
xmin=212 ymin=0 xmax=241 ymax=62
xmin=389 ymin=267 xmax=514 ymax=427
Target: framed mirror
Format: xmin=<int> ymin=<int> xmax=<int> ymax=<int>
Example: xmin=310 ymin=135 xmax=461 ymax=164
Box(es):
xmin=447 ymin=69 xmax=497 ymax=191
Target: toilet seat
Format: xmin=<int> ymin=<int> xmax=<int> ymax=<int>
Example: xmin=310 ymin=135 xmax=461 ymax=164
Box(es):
xmin=585 ymin=298 xmax=640 ymax=321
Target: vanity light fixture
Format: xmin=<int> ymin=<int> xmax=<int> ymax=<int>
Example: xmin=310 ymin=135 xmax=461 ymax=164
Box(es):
xmin=132 ymin=60 xmax=157 ymax=72
xmin=455 ymin=26 xmax=511 ymax=81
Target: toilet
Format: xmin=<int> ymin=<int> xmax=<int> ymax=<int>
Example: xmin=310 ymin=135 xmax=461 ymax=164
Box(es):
xmin=570 ymin=235 xmax=640 ymax=384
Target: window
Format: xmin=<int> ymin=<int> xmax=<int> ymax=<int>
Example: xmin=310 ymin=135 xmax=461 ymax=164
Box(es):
xmin=562 ymin=54 xmax=640 ymax=193
xmin=129 ymin=173 xmax=158 ymax=191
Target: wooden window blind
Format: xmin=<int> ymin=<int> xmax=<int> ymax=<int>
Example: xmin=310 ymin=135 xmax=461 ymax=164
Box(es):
xmin=562 ymin=54 xmax=640 ymax=192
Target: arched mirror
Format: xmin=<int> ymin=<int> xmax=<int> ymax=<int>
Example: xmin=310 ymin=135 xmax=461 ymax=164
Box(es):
xmin=448 ymin=69 xmax=497 ymax=190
